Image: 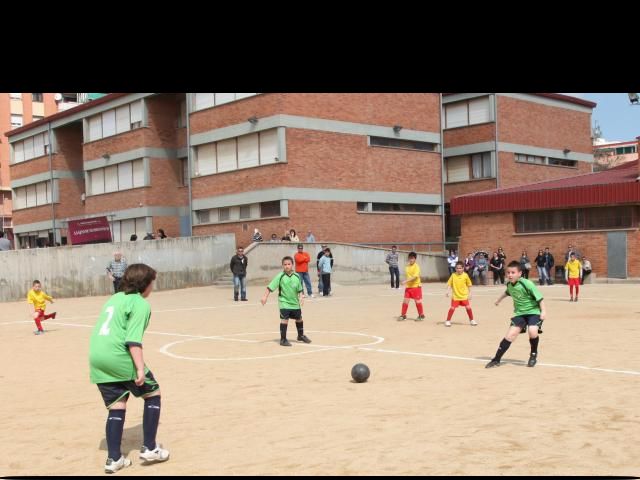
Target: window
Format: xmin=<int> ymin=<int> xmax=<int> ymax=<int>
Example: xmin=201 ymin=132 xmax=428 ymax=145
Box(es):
xmin=471 ymin=152 xmax=493 ymax=178
xmin=88 ymin=159 xmax=145 ymax=195
xmin=194 ymin=129 xmax=279 ymax=176
xmin=516 ymin=153 xmax=577 ymax=168
xmin=192 ymin=93 xmax=258 ymax=111
xmin=12 ymin=133 xmax=50 ymax=163
xmin=110 ymin=217 xmax=147 ymax=242
xmin=260 ymin=200 xmax=281 ymax=218
xmin=32 ymin=93 xmax=43 ymax=102
xmin=32 ymin=115 xmax=44 ymax=122
xmin=369 ymin=136 xmax=436 ymax=152
xmin=446 ymin=156 xmax=471 ymax=183
xmin=218 ymin=207 xmax=230 ymax=221
xmin=9 ymin=93 xmax=22 ymax=99
xmin=357 ymin=202 xmax=439 ymax=213
xmin=10 ymin=115 xmax=23 ymax=128
xmin=198 ymin=210 xmax=210 ymax=224
xmin=239 ymin=205 xmax=252 ymax=219
xmin=445 ymin=96 xmax=491 ymax=128
xmin=615 ymin=146 xmax=636 ymax=155
xmin=85 ymin=101 xmax=142 ymax=142
xmin=515 ymin=206 xmax=635 ymax=233
xmin=12 ymin=181 xmax=53 ymax=210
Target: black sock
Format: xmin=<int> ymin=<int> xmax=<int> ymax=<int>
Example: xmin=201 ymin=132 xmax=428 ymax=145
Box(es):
xmin=529 ymin=337 xmax=539 ymax=355
xmin=493 ymin=338 xmax=512 ymax=362
xmin=143 ymin=396 xmax=161 ymax=451
xmin=280 ymin=323 xmax=288 ymax=340
xmin=296 ymin=321 xmax=303 ymax=337
xmin=106 ymin=409 xmax=126 ymax=460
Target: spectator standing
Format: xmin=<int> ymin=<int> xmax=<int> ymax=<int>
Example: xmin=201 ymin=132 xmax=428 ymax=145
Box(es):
xmin=385 ymin=246 xmax=400 ymax=289
xmin=230 ymin=247 xmax=249 ymax=301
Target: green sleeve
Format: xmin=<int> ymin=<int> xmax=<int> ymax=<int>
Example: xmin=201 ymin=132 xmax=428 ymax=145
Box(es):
xmin=125 ymin=299 xmax=151 ymax=345
xmin=267 ymin=272 xmax=283 ymax=292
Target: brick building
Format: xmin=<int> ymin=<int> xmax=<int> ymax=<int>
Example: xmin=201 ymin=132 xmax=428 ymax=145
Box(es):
xmin=5 ymin=93 xmax=594 ymax=249
xmin=443 ymin=93 xmax=596 ymax=240
xmin=451 ymin=138 xmax=640 ymax=279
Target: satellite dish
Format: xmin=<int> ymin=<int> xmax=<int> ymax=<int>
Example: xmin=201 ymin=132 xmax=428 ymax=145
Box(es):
xmin=54 ymin=93 xmax=63 ymax=101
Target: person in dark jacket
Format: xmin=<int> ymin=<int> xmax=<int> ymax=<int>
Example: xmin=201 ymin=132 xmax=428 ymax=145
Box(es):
xmin=543 ymin=247 xmax=555 ymax=285
xmin=230 ymin=247 xmax=249 ymax=301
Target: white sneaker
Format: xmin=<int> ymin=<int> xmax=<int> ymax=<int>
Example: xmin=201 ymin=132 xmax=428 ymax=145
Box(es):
xmin=445 ymin=320 xmax=452 ymax=327
xmin=310 ymin=294 xmax=315 ymax=298
xmin=139 ymin=444 xmax=170 ymax=463
xmin=105 ymin=456 xmax=131 ymax=473
xmin=470 ymin=320 xmax=478 ymax=326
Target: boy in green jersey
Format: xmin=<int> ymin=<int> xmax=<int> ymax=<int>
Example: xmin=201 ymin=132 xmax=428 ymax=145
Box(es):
xmin=261 ymin=256 xmax=312 ymax=346
xmin=486 ymin=261 xmax=547 ymax=369
xmin=89 ymin=264 xmax=169 ymax=473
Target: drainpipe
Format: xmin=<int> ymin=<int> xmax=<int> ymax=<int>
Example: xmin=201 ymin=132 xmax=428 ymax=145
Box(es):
xmin=494 ymin=93 xmax=500 ymax=189
xmin=48 ymin=121 xmax=56 ymax=244
xmin=439 ymin=93 xmax=446 ymax=249
xmin=186 ymin=93 xmax=193 ymax=236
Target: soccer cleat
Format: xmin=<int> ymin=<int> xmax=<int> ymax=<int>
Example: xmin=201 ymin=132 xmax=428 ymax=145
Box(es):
xmin=297 ymin=335 xmax=311 ymax=343
xmin=569 ymin=297 xmax=574 ymax=302
xmin=51 ymin=312 xmax=57 ymax=319
xmin=445 ymin=320 xmax=452 ymax=327
xmin=574 ymin=297 xmax=578 ymax=302
xmin=397 ymin=315 xmax=407 ymax=322
xmin=485 ymin=359 xmax=501 ymax=369
xmin=470 ymin=320 xmax=478 ymax=326
xmin=140 ymin=444 xmax=170 ymax=463
xmin=416 ymin=315 xmax=425 ymax=322
xmin=527 ymin=354 xmax=538 ymax=367
xmin=105 ymin=456 xmax=132 ymax=473
xmin=34 ymin=330 xmax=44 ymax=335
xmin=280 ymin=339 xmax=292 ymax=347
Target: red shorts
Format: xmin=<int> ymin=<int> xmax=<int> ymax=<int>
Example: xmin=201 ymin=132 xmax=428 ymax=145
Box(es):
xmin=450 ymin=299 xmax=470 ymax=308
xmin=404 ymin=287 xmax=423 ymax=300
xmin=568 ymin=278 xmax=580 ymax=287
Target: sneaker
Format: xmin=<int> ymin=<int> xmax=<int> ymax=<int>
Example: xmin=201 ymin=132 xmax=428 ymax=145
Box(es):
xmin=139 ymin=444 xmax=170 ymax=464
xmin=297 ymin=335 xmax=311 ymax=344
xmin=445 ymin=320 xmax=452 ymax=327
xmin=416 ymin=315 xmax=425 ymax=322
xmin=397 ymin=315 xmax=406 ymax=321
xmin=485 ymin=359 xmax=501 ymax=369
xmin=240 ymin=298 xmax=248 ymax=301
xmin=527 ymin=354 xmax=538 ymax=368
xmin=309 ymin=294 xmax=315 ymax=298
xmin=51 ymin=312 xmax=57 ymax=320
xmin=570 ymin=297 xmax=574 ymax=302
xmin=280 ymin=339 xmax=292 ymax=347
xmin=234 ymin=298 xmax=238 ymax=302
xmin=470 ymin=320 xmax=478 ymax=326
xmin=34 ymin=330 xmax=43 ymax=335
xmin=574 ymin=297 xmax=578 ymax=302
xmin=105 ymin=456 xmax=132 ymax=473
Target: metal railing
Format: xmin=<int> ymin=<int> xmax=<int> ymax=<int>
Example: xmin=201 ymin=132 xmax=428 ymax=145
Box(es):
xmin=356 ymin=242 xmax=458 ymax=253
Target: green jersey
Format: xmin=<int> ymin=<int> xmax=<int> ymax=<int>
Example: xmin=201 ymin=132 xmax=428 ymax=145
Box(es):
xmin=89 ymin=292 xmax=151 ymax=384
xmin=267 ymin=271 xmax=303 ymax=309
xmin=505 ymin=278 xmax=543 ymax=316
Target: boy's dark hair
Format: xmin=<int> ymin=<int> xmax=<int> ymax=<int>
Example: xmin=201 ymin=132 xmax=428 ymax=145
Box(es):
xmin=507 ymin=260 xmax=522 ymax=271
xmin=32 ymin=280 xmax=41 ymax=286
xmin=120 ymin=264 xmax=157 ymax=294
xmin=408 ymin=252 xmax=417 ymax=259
xmin=282 ymin=256 xmax=294 ymax=265
xmin=455 ymin=261 xmax=464 ymax=268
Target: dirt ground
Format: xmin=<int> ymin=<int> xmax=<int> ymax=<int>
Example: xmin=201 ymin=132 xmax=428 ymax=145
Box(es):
xmin=1 ymin=280 xmax=639 ymax=476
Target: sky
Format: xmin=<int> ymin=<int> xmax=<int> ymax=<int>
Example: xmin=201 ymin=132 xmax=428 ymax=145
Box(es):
xmin=565 ymin=93 xmax=639 ymax=143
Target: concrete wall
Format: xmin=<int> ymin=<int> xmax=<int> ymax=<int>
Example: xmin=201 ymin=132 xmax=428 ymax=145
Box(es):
xmin=243 ymin=242 xmax=449 ymax=286
xmin=0 ymin=234 xmax=236 ymax=302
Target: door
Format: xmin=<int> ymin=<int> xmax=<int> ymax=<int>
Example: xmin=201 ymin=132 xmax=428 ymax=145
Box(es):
xmin=607 ymin=231 xmax=627 ymax=278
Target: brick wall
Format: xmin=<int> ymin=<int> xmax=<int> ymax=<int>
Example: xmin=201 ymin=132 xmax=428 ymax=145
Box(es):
xmin=459 ymin=212 xmax=640 ymax=279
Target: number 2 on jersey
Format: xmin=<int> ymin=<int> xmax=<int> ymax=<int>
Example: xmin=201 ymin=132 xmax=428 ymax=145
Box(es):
xmin=99 ymin=306 xmax=115 ymax=336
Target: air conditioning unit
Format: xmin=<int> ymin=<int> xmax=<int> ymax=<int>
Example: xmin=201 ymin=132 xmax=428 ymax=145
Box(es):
xmin=54 ymin=93 xmax=63 ymax=102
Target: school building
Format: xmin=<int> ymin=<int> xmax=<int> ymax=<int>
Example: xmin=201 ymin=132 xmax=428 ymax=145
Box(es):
xmin=5 ymin=93 xmax=595 ymax=249
xmin=451 ymin=140 xmax=640 ymax=280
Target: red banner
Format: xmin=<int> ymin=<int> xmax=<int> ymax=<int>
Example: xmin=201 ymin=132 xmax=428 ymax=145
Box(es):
xmin=68 ymin=216 xmax=112 ymax=245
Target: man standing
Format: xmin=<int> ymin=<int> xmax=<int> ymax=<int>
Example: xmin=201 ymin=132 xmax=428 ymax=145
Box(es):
xmin=294 ymin=244 xmax=314 ymax=297
xmin=106 ymin=251 xmax=128 ymax=293
xmin=543 ymin=247 xmax=555 ymax=285
xmin=385 ymin=245 xmax=400 ymax=289
xmin=0 ymin=231 xmax=11 ymax=251
xmin=230 ymin=246 xmax=249 ymax=301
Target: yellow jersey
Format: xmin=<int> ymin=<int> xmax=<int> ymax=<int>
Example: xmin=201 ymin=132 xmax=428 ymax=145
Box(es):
xmin=405 ymin=263 xmax=422 ymax=288
xmin=27 ymin=289 xmax=52 ymax=310
xmin=447 ymin=272 xmax=472 ymax=300
xmin=564 ymin=259 xmax=582 ymax=279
